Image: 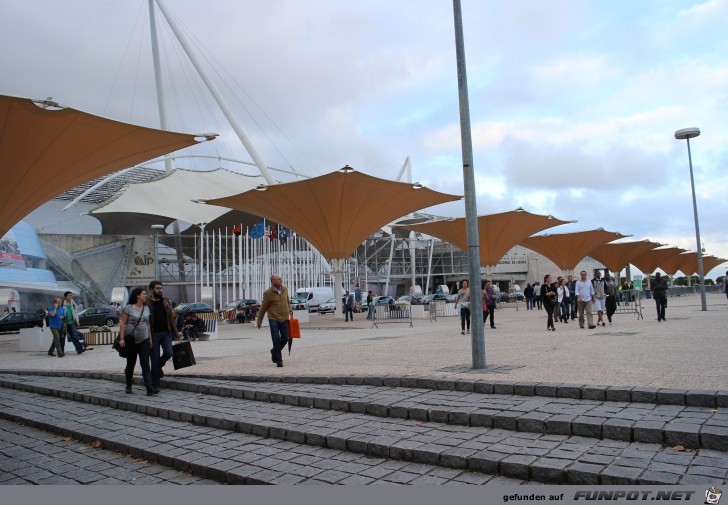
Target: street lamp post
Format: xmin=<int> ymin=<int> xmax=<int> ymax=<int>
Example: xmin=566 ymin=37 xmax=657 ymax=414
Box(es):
xmin=674 ymin=127 xmax=707 ymax=311
xmin=151 ymin=224 xmax=165 ymax=281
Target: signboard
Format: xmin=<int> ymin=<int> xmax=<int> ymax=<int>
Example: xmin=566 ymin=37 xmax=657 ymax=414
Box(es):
xmin=126 ymin=235 xmax=156 ymax=287
xmin=493 ymin=256 xmax=528 ymax=274
xmin=0 ymin=231 xmax=26 ymax=270
xmin=633 ymin=279 xmax=643 ymax=291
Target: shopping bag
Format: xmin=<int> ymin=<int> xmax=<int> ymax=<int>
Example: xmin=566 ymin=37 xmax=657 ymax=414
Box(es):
xmin=289 ymin=313 xmax=301 ymax=339
xmin=172 ymin=340 xmax=196 ymax=370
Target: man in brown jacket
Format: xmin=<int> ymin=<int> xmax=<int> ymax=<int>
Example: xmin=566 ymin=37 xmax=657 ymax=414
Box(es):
xmin=257 ymin=273 xmax=291 ymax=367
xmin=147 ymin=280 xmax=181 ymax=390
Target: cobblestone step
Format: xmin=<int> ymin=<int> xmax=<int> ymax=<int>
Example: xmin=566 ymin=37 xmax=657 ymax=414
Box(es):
xmin=0 ymin=418 xmax=220 ymax=485
xmin=0 ymin=386 xmax=516 ymax=485
xmin=1 ymin=372 xmax=727 ymax=485
xmin=155 ymin=376 xmax=728 ymax=451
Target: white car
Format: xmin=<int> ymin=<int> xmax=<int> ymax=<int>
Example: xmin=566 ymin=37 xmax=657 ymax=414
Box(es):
xmin=318 ymin=297 xmax=337 ymax=314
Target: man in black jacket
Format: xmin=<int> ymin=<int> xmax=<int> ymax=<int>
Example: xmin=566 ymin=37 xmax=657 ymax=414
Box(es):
xmin=147 ymin=280 xmax=180 ymax=391
xmin=652 ymin=272 xmax=668 ymax=322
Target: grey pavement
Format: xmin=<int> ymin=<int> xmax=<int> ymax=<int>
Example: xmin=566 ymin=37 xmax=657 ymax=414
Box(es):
xmin=0 ymin=292 xmax=726 ymax=485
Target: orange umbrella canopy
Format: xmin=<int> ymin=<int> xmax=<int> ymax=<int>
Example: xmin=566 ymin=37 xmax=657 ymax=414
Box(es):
xmin=206 ymin=169 xmax=462 ymax=259
xmin=399 ymin=208 xmax=571 ymax=267
xmin=520 ymin=229 xmax=627 ymax=271
xmin=0 ymin=94 xmax=202 ymax=238
xmin=589 ymin=240 xmax=662 ymax=274
xmin=677 ymin=255 xmax=727 ymax=276
xmin=660 ymin=252 xmax=698 ymax=276
xmin=630 ymin=247 xmax=686 ymax=275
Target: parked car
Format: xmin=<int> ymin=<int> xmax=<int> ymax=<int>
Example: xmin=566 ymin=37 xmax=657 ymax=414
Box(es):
xmin=0 ymin=312 xmax=43 ymax=333
xmin=173 ymin=302 xmax=213 ymax=318
xmin=396 ymin=295 xmax=423 ymax=305
xmin=290 ymin=298 xmax=309 ymax=311
xmin=318 ymin=297 xmax=337 ymax=314
xmin=421 ymin=293 xmax=450 ymax=304
xmin=374 ymin=296 xmax=395 ymax=305
xmin=77 ymin=306 xmax=119 ymax=328
xmin=509 ymin=291 xmax=525 ymax=302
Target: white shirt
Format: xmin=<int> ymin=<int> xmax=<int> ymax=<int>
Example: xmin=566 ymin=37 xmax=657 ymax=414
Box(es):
xmin=575 ymin=279 xmax=595 ymax=302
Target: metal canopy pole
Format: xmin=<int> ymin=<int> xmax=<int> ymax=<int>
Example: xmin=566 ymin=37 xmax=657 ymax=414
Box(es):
xmin=453 ymin=0 xmax=485 ymax=369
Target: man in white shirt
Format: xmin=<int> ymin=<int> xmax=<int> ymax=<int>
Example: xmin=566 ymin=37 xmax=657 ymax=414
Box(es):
xmin=575 ymin=270 xmax=596 ymax=329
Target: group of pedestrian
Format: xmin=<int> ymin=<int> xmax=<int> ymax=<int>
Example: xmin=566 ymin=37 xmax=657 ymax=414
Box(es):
xmin=117 ymin=280 xmax=179 ymax=396
xmin=47 ymin=291 xmax=93 ymax=357
xmin=454 ymin=279 xmax=498 ymax=334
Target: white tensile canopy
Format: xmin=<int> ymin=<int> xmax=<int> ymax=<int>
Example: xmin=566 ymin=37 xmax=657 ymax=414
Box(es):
xmin=92 ymin=167 xmax=267 ymax=226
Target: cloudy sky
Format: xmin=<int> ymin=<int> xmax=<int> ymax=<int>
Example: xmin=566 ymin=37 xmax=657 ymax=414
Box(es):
xmin=2 ymin=0 xmax=726 ymax=278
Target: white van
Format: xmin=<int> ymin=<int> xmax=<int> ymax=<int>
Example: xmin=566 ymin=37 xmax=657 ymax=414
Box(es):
xmin=295 ymin=287 xmax=334 ymax=313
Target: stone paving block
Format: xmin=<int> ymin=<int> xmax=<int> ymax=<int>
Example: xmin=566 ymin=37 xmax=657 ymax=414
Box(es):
xmin=686 ymin=465 xmax=728 ymax=479
xmin=534 ymin=383 xmax=559 ymax=397
xmin=531 ymin=457 xmax=570 ymax=484
xmin=630 ymin=387 xmax=659 ymax=403
xmin=466 ymin=449 xmax=506 ymax=474
xmin=493 ymin=410 xmax=520 ymax=430
xmin=557 ymin=384 xmax=583 ymax=399
xmin=606 ymin=386 xmax=633 ymax=403
xmin=699 ymin=425 xmax=728 ymax=451
xmin=492 ymin=382 xmax=514 ymax=395
xmin=679 ymin=474 xmax=721 ymax=485
xmin=516 ymin=412 xmax=549 ymax=433
xmin=716 ymin=391 xmax=728 ymax=408
xmin=602 ymin=418 xmax=633 ymax=442
xmin=470 ymin=409 xmax=498 ymax=428
xmin=440 ymin=446 xmax=476 ymax=469
xmin=454 ymin=379 xmax=477 ymax=392
xmin=656 ymin=389 xmax=687 ymax=405
xmin=601 ymin=464 xmax=644 ymax=484
xmin=581 ymin=386 xmax=608 ymax=401
xmin=632 ymin=421 xmax=665 ymax=444
xmin=500 ymin=454 xmax=537 ymax=480
xmin=686 ymin=390 xmax=717 ymax=408
xmin=638 ymin=470 xmax=681 ymax=484
xmin=546 ymin=415 xmax=574 ymax=436
xmin=449 ymin=407 xmax=475 ymax=426
xmin=663 ymin=422 xmax=701 ymax=448
xmin=513 ymin=382 xmax=537 ymax=396
xmin=571 ymin=416 xmax=605 ymax=438
xmin=473 ymin=382 xmax=494 ymax=394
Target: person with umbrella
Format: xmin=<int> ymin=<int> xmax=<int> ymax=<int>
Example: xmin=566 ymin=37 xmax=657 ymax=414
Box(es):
xmin=256 ymin=273 xmax=292 ymax=368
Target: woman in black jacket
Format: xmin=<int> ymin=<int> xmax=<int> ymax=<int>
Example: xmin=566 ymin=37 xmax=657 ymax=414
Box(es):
xmin=540 ymin=275 xmax=557 ymax=331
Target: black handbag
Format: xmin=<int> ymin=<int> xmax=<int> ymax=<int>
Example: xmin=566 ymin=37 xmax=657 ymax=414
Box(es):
xmin=172 ymin=340 xmax=196 ymax=370
xmin=112 ymin=335 xmax=127 ymax=358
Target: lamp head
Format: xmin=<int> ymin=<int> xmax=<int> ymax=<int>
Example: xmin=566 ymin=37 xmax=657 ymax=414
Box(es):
xmin=674 ymin=127 xmax=700 ymax=140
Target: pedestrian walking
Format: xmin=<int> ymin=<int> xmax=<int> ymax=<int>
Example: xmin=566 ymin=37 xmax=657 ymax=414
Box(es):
xmin=575 ymin=270 xmax=596 ymax=329
xmin=524 ymin=283 xmax=534 ymax=310
xmin=540 ymin=275 xmax=557 ymax=331
xmin=146 ymin=280 xmax=180 ymax=391
xmin=46 ymin=298 xmax=65 ymax=358
xmin=483 ymin=280 xmax=497 ymax=329
xmin=366 ymin=290 xmax=374 ymax=320
xmin=256 ymin=273 xmax=292 ymax=368
xmin=118 ymin=287 xmax=155 ymax=396
xmin=605 ymin=274 xmax=618 ymax=325
xmin=454 ymin=279 xmax=471 ymax=335
xmin=344 ymin=290 xmax=354 ymax=322
xmin=652 ymin=272 xmax=668 ymax=322
xmin=557 ymin=278 xmax=570 ymax=323
xmin=567 ymin=275 xmax=577 ymax=320
xmin=61 ymin=291 xmax=92 ymax=354
xmin=592 ymin=270 xmax=607 ymax=326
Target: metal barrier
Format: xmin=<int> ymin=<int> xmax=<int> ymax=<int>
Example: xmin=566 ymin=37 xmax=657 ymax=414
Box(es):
xmin=428 ymin=301 xmax=458 ymax=321
xmin=372 ymin=303 xmax=413 ymax=328
xmin=614 ymin=290 xmax=643 ymax=319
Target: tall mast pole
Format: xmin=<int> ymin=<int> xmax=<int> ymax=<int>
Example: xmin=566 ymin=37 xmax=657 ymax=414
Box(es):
xmin=148 ymin=0 xmax=187 ymax=299
xmin=154 ymin=0 xmax=275 ymax=184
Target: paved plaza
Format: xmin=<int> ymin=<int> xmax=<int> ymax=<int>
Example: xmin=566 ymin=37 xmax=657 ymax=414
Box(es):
xmin=0 ymin=292 xmax=726 ymax=485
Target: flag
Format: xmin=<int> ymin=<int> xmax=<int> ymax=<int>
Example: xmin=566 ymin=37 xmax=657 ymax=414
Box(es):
xmin=251 ymin=219 xmax=265 ymax=239
xmin=268 ymin=224 xmax=278 ymax=242
xmin=232 ymin=224 xmax=242 ymax=237
xmin=279 ymin=226 xmax=291 ymax=246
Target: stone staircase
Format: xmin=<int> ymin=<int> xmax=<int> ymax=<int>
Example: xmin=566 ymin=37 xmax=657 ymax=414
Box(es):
xmin=0 ymin=371 xmax=726 ymax=485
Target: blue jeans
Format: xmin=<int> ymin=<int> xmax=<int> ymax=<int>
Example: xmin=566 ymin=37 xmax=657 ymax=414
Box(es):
xmin=269 ymin=319 xmax=290 ymax=364
xmin=655 ymin=297 xmax=667 ymax=321
xmin=151 ymin=330 xmax=173 ymax=388
xmin=560 ymin=299 xmax=570 ymax=321
xmin=367 ymin=304 xmax=374 ymax=319
xmin=65 ymin=323 xmax=85 ymax=352
xmin=526 ymin=297 xmax=534 ymax=310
